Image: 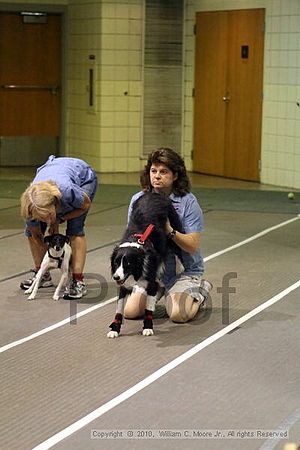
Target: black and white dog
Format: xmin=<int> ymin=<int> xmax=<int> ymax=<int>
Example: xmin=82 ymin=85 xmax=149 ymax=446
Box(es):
xmin=107 ymin=192 xmax=182 ymax=338
xmin=25 ymin=233 xmax=72 ymax=301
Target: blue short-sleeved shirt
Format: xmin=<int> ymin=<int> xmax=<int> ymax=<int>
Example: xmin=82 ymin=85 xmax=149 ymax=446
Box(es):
xmin=33 ymin=155 xmax=98 ymax=216
xmin=128 ymin=191 xmax=204 ymax=289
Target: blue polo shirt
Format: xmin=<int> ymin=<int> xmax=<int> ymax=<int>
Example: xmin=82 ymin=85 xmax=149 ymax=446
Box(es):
xmin=128 ymin=191 xmax=204 ymax=289
xmin=33 ymin=155 xmax=98 ymax=216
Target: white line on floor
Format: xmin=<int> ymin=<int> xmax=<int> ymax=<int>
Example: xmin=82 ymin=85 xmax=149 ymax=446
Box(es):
xmin=0 ymin=297 xmax=117 ymax=354
xmin=32 ymin=278 xmax=300 ymax=450
xmin=1 ymin=214 xmax=299 ymax=355
xmin=205 ymin=214 xmax=300 ymax=261
xmin=259 ymin=407 xmax=300 ymax=449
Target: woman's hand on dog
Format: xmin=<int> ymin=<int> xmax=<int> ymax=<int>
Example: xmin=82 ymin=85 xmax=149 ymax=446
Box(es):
xmin=165 ymin=218 xmax=201 ymax=254
xmin=48 ymin=221 xmax=59 ymax=235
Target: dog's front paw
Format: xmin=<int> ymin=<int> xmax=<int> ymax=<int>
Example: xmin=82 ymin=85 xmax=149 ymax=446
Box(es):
xmin=143 ymin=310 xmax=153 ymax=335
xmin=108 ymin=313 xmax=122 ymax=338
xmin=107 ymin=330 xmax=119 ymax=338
xmin=52 ymin=295 xmax=60 ymax=301
xmin=24 ymin=288 xmax=32 ymax=295
xmin=142 ymin=328 xmax=154 ymax=336
xmin=26 ymin=295 xmax=35 ymax=301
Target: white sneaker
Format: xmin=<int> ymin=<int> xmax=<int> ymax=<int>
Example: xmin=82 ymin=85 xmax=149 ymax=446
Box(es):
xmin=20 ymin=270 xmax=53 ymax=290
xmin=199 ymin=279 xmax=213 ymax=305
xmin=64 ymin=279 xmax=87 ymax=299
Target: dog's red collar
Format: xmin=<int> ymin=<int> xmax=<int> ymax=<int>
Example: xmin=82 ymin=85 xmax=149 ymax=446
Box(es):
xmin=134 ymin=224 xmax=155 ymax=245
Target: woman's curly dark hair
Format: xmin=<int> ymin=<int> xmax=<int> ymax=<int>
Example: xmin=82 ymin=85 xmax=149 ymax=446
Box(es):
xmin=140 ymin=147 xmax=191 ymax=196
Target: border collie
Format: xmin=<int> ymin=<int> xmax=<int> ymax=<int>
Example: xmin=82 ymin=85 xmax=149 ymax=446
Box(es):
xmin=25 ymin=234 xmax=72 ymax=301
xmin=107 ymin=192 xmax=182 ymax=338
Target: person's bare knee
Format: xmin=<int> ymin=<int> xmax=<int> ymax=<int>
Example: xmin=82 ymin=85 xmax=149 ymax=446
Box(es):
xmin=124 ymin=290 xmax=147 ymax=319
xmin=166 ymin=292 xmax=199 ymax=323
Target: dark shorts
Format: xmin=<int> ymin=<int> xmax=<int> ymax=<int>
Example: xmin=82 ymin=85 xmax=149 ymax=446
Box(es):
xmin=25 ymin=176 xmax=98 ymax=237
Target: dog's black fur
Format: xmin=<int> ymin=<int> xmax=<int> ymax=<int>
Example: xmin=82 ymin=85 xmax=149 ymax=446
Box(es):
xmin=108 ymin=192 xmax=182 ymax=338
xmin=44 ymin=234 xmax=69 ymax=254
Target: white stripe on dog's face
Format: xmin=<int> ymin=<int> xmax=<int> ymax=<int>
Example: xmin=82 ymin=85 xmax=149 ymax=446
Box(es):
xmin=113 ymin=257 xmax=125 ymax=280
xmin=119 ymin=242 xmax=141 ymax=249
xmin=112 ymin=255 xmax=137 ymax=289
xmin=113 ymin=256 xmax=136 ymax=288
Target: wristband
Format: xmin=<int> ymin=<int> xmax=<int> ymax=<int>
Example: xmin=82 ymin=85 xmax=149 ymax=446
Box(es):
xmin=168 ymin=229 xmax=176 ymax=239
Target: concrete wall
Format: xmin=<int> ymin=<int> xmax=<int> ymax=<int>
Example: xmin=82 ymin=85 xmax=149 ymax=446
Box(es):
xmin=67 ymin=0 xmax=143 ymax=173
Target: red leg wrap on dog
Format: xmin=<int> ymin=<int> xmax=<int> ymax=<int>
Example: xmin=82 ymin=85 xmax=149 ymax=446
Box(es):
xmin=143 ymin=309 xmax=153 ymax=330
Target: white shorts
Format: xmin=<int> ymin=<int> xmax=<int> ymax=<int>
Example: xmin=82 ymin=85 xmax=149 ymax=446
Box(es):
xmin=131 ymin=274 xmax=205 ymax=303
xmin=166 ymin=274 xmax=203 ymax=302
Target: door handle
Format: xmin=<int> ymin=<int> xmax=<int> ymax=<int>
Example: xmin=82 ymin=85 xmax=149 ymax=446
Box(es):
xmin=1 ymin=85 xmax=60 ymax=95
xmin=222 ymin=95 xmax=230 ymax=102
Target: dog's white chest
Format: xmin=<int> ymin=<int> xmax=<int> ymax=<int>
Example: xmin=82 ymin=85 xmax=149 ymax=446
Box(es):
xmin=25 ymin=240 xmax=72 ymax=301
xmin=46 ymin=244 xmax=71 ymax=268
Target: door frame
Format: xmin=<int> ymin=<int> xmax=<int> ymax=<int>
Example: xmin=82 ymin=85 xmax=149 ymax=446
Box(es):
xmin=0 ymin=3 xmax=67 ymax=157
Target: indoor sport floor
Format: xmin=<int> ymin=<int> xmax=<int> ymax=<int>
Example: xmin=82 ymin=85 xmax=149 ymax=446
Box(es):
xmin=0 ymin=170 xmax=300 ymax=450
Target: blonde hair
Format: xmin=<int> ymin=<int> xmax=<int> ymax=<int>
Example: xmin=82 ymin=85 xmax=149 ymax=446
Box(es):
xmin=20 ymin=180 xmax=61 ymax=220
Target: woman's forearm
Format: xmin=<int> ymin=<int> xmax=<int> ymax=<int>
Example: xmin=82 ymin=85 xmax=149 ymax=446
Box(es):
xmin=60 ymin=193 xmax=91 ymax=222
xmin=169 ymin=230 xmax=201 ymax=254
xmin=61 ymin=208 xmax=88 ymax=221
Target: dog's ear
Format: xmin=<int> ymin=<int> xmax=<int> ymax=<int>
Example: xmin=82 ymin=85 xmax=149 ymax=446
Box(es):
xmin=111 ymin=246 xmax=118 ymax=261
xmin=111 ymin=246 xmax=120 ymax=271
xmin=44 ymin=235 xmax=51 ymax=243
xmin=65 ymin=235 xmax=70 ymax=244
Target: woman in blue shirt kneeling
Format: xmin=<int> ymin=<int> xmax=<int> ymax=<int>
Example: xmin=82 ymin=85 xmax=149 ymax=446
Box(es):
xmin=125 ymin=147 xmax=212 ymax=323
